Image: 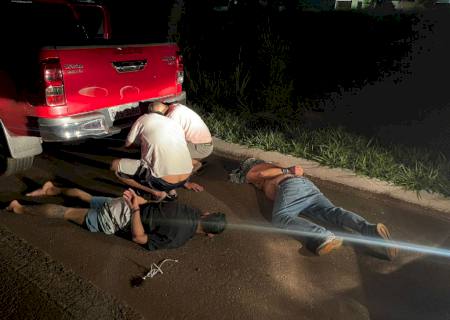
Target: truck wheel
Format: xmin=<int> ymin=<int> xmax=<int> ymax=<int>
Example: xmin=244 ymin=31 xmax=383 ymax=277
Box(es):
xmin=0 ymin=141 xmax=34 ymax=176
xmin=3 ymin=157 xmax=34 ymax=176
xmin=0 ymin=140 xmax=8 ymax=173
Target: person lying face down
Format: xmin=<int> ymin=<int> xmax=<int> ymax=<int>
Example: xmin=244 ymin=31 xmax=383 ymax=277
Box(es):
xmin=230 ymin=158 xmax=398 ymax=260
xmin=7 ymin=181 xmax=227 ymax=251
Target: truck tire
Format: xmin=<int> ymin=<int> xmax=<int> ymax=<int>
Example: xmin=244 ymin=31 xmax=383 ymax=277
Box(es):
xmin=0 ymin=141 xmax=34 ymax=176
xmin=3 ymin=156 xmax=34 ymax=176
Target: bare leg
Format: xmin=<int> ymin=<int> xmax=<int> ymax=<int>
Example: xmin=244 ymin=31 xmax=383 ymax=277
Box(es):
xmin=116 ymin=174 xmax=167 ymax=200
xmin=64 ymin=208 xmax=89 ymax=225
xmin=26 ymin=181 xmax=92 ymax=203
xmin=61 ymin=188 xmax=92 ymax=203
xmin=110 ymin=160 xmax=167 ymax=200
xmin=110 ymin=159 xmax=121 ymax=173
xmin=26 ymin=181 xmax=61 ymax=196
xmin=6 ymin=200 xmax=88 ymax=225
xmin=7 ymin=200 xmax=68 ymax=219
xmin=192 ymin=159 xmax=202 ymax=172
xmin=111 ymin=159 xmax=176 ymax=201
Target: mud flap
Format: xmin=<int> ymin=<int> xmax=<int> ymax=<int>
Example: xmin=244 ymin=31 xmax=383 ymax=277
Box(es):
xmin=0 ymin=120 xmax=42 ymax=175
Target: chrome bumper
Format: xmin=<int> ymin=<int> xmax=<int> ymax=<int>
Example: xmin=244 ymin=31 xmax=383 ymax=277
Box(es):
xmin=39 ymin=112 xmax=120 ymax=142
xmin=38 ymin=92 xmax=187 ymax=142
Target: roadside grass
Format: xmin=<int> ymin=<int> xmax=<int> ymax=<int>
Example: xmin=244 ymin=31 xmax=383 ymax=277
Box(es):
xmin=196 ymin=105 xmax=450 ymax=197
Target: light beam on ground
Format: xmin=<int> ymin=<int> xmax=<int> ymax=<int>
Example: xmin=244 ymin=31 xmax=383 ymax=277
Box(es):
xmin=226 ymin=221 xmax=450 ymax=259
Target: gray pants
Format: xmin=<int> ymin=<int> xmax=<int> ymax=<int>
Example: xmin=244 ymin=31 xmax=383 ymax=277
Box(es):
xmin=187 ymin=142 xmax=213 ymax=160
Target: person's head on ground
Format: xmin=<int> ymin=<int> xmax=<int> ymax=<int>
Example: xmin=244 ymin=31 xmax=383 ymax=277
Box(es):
xmin=197 ymin=211 xmax=227 ymax=237
xmin=149 ymin=101 xmax=169 ymax=115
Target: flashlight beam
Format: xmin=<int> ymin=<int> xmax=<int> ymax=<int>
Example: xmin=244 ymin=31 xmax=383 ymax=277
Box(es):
xmin=227 ymin=222 xmax=450 ymax=259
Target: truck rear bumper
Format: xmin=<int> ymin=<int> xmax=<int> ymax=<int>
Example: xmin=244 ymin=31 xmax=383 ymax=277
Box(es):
xmin=39 ymin=112 xmax=118 ymax=142
xmin=38 ymin=92 xmax=186 ymax=142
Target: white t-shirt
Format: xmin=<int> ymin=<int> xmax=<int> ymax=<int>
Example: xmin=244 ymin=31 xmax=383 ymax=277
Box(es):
xmin=166 ymin=104 xmax=212 ymax=144
xmin=126 ymin=113 xmax=193 ymax=178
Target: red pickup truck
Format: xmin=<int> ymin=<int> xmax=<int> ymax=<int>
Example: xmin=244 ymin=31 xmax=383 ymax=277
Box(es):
xmin=0 ymin=0 xmax=185 ymax=174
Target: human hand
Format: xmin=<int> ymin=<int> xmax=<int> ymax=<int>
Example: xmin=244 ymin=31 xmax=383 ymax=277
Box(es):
xmin=153 ymin=190 xmax=168 ymax=202
xmin=123 ymin=188 xmax=140 ymax=210
xmin=184 ymin=182 xmax=204 ymax=192
xmin=289 ymin=165 xmax=304 ymax=176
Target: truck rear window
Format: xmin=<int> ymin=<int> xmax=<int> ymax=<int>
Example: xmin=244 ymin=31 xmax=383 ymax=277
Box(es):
xmin=107 ymin=3 xmax=170 ymax=44
xmin=1 ymin=2 xmax=86 ymax=46
xmin=76 ymin=5 xmax=105 ymax=41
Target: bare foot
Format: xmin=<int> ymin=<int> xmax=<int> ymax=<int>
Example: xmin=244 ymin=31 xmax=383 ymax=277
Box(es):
xmin=26 ymin=181 xmax=59 ymax=197
xmin=6 ymin=200 xmax=24 ymax=214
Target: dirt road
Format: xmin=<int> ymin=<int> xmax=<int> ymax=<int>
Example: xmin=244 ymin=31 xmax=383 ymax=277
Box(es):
xmin=0 ymin=139 xmax=449 ymax=320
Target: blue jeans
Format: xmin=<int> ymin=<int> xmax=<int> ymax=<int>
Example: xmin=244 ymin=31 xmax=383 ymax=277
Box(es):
xmin=272 ymin=177 xmax=373 ymax=242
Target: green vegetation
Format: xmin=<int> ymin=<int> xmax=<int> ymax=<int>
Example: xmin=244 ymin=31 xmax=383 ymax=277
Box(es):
xmin=196 ymin=105 xmax=450 ymax=197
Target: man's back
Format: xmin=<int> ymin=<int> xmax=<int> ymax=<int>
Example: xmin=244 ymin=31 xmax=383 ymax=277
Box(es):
xmin=246 ymin=163 xmax=295 ymax=201
xmin=140 ymin=202 xmax=201 ymax=250
xmin=167 ymin=104 xmax=212 ymax=144
xmin=127 ymin=113 xmax=193 ymax=177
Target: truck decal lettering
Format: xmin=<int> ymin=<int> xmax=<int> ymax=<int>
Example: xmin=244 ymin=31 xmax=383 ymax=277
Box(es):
xmin=64 ymin=64 xmax=84 ymax=70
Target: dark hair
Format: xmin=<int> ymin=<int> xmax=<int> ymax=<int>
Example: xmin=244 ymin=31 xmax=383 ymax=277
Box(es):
xmin=200 ymin=212 xmax=227 ymax=234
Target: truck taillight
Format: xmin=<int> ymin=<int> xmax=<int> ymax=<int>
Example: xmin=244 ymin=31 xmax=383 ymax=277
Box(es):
xmin=176 ymin=54 xmax=184 ymax=85
xmin=42 ymin=59 xmax=66 ymax=106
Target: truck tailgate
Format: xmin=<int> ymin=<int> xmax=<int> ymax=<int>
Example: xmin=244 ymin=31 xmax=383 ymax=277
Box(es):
xmin=43 ymin=43 xmax=180 ymax=116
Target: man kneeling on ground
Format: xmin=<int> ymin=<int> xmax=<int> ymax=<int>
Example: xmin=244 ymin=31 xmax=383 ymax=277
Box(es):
xmin=164 ymin=102 xmax=213 ymax=173
xmin=111 ymin=102 xmax=204 ymax=203
xmin=230 ymin=158 xmax=398 ymax=260
xmin=6 ymin=182 xmax=227 ymax=251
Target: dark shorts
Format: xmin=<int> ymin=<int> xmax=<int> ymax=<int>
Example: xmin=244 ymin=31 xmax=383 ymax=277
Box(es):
xmin=145 ymin=174 xmax=187 ymax=192
xmin=117 ymin=158 xmax=188 ymax=192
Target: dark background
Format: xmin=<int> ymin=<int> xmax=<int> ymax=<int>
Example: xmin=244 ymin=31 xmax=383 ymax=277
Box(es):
xmin=104 ymin=1 xmax=450 ymax=155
